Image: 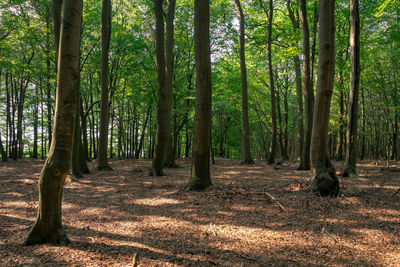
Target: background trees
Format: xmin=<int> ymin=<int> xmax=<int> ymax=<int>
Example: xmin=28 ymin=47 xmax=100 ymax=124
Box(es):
xmin=0 ymin=0 xmax=398 ymax=186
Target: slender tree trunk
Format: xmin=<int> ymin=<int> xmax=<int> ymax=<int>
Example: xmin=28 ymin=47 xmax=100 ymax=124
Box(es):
xmin=135 ymin=104 xmax=151 ymax=159
xmin=33 ymin=79 xmax=39 ymax=159
xmin=260 ymin=0 xmax=277 ymax=164
xmin=310 ymin=0 xmax=339 ymax=197
xmin=299 ymin=0 xmax=313 ymax=170
xmin=234 ymin=0 xmax=253 ymax=164
xmin=287 ymin=0 xmax=304 ymax=162
xmin=187 ymin=0 xmax=213 ymax=190
xmin=97 ymin=0 xmax=112 ymax=170
xmin=23 ymin=0 xmax=82 ymax=245
xmin=151 ymin=0 xmax=171 ymax=175
xmin=341 ymin=0 xmax=360 ymax=177
xmin=337 ymin=83 xmax=345 ymax=160
xmin=163 ymin=0 xmax=178 ymax=168
xmin=360 ymin=86 xmax=366 ymax=160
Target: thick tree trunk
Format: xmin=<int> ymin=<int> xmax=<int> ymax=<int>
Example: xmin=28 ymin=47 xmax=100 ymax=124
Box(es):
xmin=97 ymin=0 xmax=112 ymax=170
xmin=299 ymin=0 xmax=313 ymax=170
xmin=310 ymin=0 xmax=339 ymax=197
xmin=22 ymin=0 xmax=82 ymax=245
xmin=187 ymin=0 xmax=212 ymax=190
xmin=341 ymin=0 xmax=360 ymax=177
xmin=234 ymin=0 xmax=253 ymax=164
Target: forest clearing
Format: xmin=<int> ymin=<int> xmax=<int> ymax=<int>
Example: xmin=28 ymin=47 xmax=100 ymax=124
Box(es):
xmin=1 ymin=158 xmax=399 ymax=266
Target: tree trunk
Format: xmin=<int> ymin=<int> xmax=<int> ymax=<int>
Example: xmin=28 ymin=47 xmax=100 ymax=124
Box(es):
xmin=360 ymin=86 xmax=366 ymax=160
xmin=261 ymin=0 xmax=277 ymax=164
xmin=234 ymin=0 xmax=253 ymax=164
xmin=151 ymin=0 xmax=172 ymax=176
xmin=22 ymin=0 xmax=82 ymax=245
xmin=135 ymin=104 xmax=151 ymax=159
xmin=163 ymin=0 xmax=177 ymax=168
xmin=286 ymin=0 xmax=304 ymax=162
xmin=299 ymin=0 xmax=313 ymax=170
xmin=33 ymin=79 xmax=39 ymax=159
xmin=187 ymin=0 xmax=212 ymax=190
xmin=97 ymin=0 xmax=112 ymax=170
xmin=337 ymin=84 xmax=345 ymax=160
xmin=310 ymin=0 xmax=339 ymax=197
xmin=341 ymin=0 xmax=360 ymax=177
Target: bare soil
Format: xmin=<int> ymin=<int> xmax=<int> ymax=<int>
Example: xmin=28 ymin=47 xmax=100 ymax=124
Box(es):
xmin=1 ymin=158 xmax=399 ymax=266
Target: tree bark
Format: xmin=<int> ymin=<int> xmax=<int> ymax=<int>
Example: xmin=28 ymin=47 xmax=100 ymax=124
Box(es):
xmin=260 ymin=0 xmax=277 ymax=165
xmin=310 ymin=0 xmax=339 ymax=197
xmin=22 ymin=0 xmax=82 ymax=245
xmin=298 ymin=0 xmax=314 ymax=170
xmin=151 ymin=0 xmax=171 ymax=176
xmin=187 ymin=0 xmax=212 ymax=190
xmin=97 ymin=0 xmax=112 ymax=170
xmin=341 ymin=0 xmax=360 ymax=177
xmin=234 ymin=0 xmax=253 ymax=164
xmin=163 ymin=0 xmax=178 ymax=168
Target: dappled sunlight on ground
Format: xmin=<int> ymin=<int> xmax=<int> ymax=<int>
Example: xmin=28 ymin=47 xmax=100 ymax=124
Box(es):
xmin=0 ymin=158 xmax=399 ymax=266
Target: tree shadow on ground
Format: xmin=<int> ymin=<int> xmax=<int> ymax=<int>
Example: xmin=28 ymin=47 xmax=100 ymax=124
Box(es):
xmin=0 ymin=158 xmax=399 ymax=266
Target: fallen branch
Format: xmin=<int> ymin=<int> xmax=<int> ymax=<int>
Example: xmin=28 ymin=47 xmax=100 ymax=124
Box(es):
xmin=390 ymin=188 xmax=400 ymax=198
xmin=263 ymin=191 xmax=288 ymax=213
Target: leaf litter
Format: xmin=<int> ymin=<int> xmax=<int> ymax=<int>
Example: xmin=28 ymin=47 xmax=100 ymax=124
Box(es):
xmin=0 ymin=158 xmax=399 ymax=266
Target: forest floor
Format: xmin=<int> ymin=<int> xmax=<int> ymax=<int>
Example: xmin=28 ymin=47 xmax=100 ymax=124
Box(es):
xmin=0 ymin=158 xmax=400 ymax=267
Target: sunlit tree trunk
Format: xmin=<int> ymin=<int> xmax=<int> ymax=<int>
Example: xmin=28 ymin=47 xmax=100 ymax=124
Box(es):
xmin=234 ymin=0 xmax=254 ymax=164
xmin=298 ymin=0 xmax=313 ymax=170
xmin=310 ymin=0 xmax=339 ymax=197
xmin=187 ymin=0 xmax=212 ymax=190
xmin=341 ymin=0 xmax=360 ymax=177
xmin=22 ymin=0 xmax=82 ymax=245
xmin=97 ymin=0 xmax=112 ymax=170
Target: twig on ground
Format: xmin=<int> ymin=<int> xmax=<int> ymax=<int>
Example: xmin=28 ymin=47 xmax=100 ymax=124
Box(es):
xmin=262 ymin=190 xmax=288 ymax=213
xmin=390 ymin=188 xmax=400 ymax=198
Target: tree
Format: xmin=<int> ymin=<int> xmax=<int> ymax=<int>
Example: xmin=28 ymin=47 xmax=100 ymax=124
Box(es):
xmin=22 ymin=0 xmax=82 ymax=245
xmin=260 ymin=0 xmax=277 ymax=165
xmin=310 ymin=0 xmax=339 ymax=197
xmin=97 ymin=0 xmax=112 ymax=170
xmin=234 ymin=0 xmax=254 ymax=165
xmin=341 ymin=0 xmax=360 ymax=177
xmin=163 ymin=0 xmax=178 ymax=168
xmin=151 ymin=0 xmax=175 ymax=175
xmin=298 ymin=0 xmax=313 ymax=170
xmin=286 ymin=0 xmax=304 ymax=163
xmin=187 ymin=0 xmax=212 ymax=190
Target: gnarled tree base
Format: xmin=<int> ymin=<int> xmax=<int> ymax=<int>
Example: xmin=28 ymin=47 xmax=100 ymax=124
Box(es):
xmin=310 ymin=166 xmax=339 ymax=197
xmin=22 ymin=223 xmax=70 ymax=246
